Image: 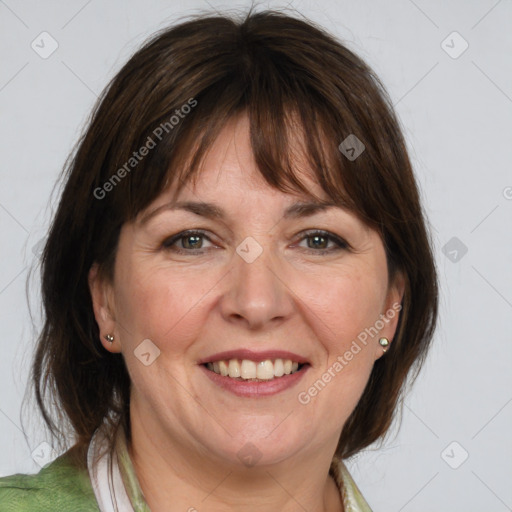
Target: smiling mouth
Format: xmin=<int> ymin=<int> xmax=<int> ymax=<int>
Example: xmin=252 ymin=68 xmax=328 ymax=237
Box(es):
xmin=204 ymin=358 xmax=307 ymax=381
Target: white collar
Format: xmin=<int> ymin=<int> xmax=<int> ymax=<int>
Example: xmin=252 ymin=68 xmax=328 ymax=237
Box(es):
xmin=87 ymin=427 xmax=134 ymax=512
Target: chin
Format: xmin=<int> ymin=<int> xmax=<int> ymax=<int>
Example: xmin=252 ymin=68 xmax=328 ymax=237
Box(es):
xmin=200 ymin=422 xmax=307 ymax=468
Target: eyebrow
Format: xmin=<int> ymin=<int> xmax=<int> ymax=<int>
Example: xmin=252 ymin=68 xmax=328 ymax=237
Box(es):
xmin=139 ymin=199 xmax=346 ymax=226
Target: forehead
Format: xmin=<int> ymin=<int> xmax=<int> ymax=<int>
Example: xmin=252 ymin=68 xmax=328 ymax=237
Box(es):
xmin=131 ymin=105 xmax=372 ymax=233
xmin=136 ymin=113 xmax=363 ymax=230
xmin=167 ymin=112 xmax=330 ymax=203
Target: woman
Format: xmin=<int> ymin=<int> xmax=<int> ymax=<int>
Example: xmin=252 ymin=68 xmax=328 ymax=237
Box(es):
xmin=0 ymin=9 xmax=438 ymax=511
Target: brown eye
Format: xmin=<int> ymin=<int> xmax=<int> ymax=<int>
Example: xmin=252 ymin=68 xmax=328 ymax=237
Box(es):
xmin=162 ymin=230 xmax=215 ymax=254
xmin=296 ymin=230 xmax=349 ymax=254
xmin=181 ymin=234 xmax=203 ymax=249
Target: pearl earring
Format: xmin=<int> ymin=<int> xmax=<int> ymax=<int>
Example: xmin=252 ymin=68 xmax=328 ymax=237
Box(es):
xmin=378 ymin=337 xmax=390 ymax=352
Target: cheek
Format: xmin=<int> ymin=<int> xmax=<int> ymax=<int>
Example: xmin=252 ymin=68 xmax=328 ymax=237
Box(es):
xmin=294 ymin=263 xmax=385 ymax=412
xmin=303 ymin=268 xmax=385 ymax=415
xmin=300 ymin=264 xmax=386 ymax=347
xmin=113 ymin=260 xmax=219 ymax=347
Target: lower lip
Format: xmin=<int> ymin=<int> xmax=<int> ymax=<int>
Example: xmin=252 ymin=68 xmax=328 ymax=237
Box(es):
xmin=200 ymin=364 xmax=310 ymax=397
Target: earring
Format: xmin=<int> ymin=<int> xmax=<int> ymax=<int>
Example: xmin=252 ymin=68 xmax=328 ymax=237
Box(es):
xmin=379 ymin=337 xmax=390 ymax=352
xmin=104 ymin=334 xmax=114 ymax=343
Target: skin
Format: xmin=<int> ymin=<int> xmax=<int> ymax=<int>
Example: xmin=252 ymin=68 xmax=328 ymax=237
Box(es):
xmin=89 ymin=113 xmax=404 ymax=512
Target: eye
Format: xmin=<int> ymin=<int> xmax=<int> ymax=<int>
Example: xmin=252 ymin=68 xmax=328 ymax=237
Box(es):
xmin=161 ymin=230 xmax=216 ymax=254
xmin=161 ymin=229 xmax=349 ymax=256
xmin=294 ymin=230 xmax=349 ymax=254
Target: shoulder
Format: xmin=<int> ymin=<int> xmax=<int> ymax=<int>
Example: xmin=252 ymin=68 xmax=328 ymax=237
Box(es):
xmin=0 ymin=445 xmax=99 ymax=512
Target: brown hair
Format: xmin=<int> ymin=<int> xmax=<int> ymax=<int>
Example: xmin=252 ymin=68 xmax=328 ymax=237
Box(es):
xmin=32 ymin=9 xmax=438 ymax=461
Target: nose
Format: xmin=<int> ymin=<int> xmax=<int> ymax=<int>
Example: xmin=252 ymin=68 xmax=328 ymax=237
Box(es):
xmin=219 ymin=239 xmax=295 ymax=331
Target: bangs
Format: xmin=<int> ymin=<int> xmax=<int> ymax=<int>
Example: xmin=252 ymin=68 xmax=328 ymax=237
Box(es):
xmin=106 ymin=19 xmax=385 ymax=232
xmin=137 ymin=98 xmax=362 ymax=220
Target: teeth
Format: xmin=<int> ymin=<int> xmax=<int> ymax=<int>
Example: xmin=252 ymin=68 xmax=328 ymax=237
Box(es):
xmin=218 ymin=360 xmax=229 ymax=376
xmin=257 ymin=360 xmax=274 ymax=380
xmin=228 ymin=359 xmax=241 ymax=378
xmin=206 ymin=358 xmax=303 ymax=380
xmin=274 ymin=359 xmax=284 ymax=377
xmin=241 ymin=360 xmax=257 ymax=379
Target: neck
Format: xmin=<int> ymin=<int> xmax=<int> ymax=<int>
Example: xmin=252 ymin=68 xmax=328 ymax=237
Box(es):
xmin=128 ymin=411 xmax=344 ymax=512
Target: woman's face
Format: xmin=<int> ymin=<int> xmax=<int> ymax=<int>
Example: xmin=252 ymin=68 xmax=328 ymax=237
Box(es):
xmin=90 ymin=114 xmax=403 ymax=468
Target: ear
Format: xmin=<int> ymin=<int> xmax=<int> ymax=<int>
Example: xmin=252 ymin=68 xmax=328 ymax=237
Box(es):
xmin=88 ymin=263 xmax=121 ymax=353
xmin=374 ymin=270 xmax=405 ymax=360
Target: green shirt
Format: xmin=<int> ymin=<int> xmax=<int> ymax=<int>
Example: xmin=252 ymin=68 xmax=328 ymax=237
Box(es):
xmin=0 ymin=429 xmax=372 ymax=511
xmin=0 ymin=445 xmax=98 ymax=512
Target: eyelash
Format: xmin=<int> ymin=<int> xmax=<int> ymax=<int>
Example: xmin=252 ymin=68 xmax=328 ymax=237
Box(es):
xmin=161 ymin=229 xmax=349 ymax=255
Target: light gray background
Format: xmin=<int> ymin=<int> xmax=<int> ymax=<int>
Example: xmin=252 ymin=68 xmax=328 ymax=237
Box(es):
xmin=1 ymin=1 xmax=511 ymax=510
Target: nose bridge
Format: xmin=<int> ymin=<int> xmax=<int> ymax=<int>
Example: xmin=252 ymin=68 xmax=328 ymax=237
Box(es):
xmin=221 ymin=234 xmax=293 ymax=329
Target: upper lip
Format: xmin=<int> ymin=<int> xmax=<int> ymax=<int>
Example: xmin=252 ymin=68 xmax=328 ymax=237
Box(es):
xmin=198 ymin=349 xmax=310 ymax=365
